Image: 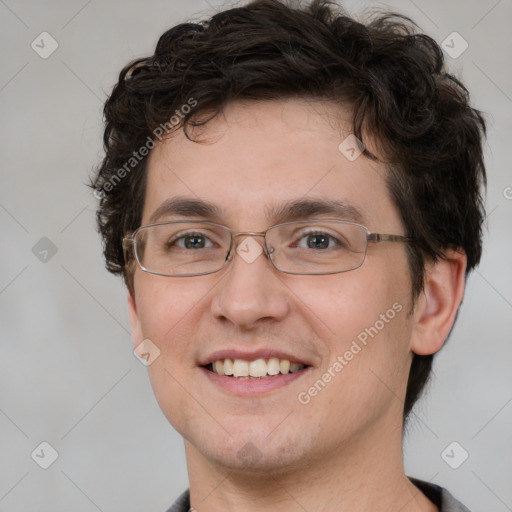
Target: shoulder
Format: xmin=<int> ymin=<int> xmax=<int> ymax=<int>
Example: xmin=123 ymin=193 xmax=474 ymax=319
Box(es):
xmin=409 ymin=477 xmax=472 ymax=512
xmin=164 ymin=489 xmax=190 ymax=512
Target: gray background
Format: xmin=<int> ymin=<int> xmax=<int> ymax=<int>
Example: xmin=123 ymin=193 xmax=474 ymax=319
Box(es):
xmin=0 ymin=0 xmax=511 ymax=510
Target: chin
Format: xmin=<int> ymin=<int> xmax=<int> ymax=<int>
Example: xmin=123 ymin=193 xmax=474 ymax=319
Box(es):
xmin=188 ymin=427 xmax=314 ymax=476
xmin=209 ymin=446 xmax=306 ymax=475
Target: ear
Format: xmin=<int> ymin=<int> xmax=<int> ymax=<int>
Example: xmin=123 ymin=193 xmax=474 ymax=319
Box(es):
xmin=410 ymin=249 xmax=467 ymax=355
xmin=127 ymin=290 xmax=144 ymax=350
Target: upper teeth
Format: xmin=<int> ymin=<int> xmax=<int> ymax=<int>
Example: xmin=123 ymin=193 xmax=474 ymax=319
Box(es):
xmin=211 ymin=358 xmax=305 ymax=378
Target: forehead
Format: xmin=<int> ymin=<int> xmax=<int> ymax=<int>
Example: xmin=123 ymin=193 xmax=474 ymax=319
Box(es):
xmin=143 ymin=99 xmax=402 ymax=232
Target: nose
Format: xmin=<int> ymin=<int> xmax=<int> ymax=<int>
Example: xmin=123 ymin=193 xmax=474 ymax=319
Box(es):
xmin=209 ymin=235 xmax=290 ymax=330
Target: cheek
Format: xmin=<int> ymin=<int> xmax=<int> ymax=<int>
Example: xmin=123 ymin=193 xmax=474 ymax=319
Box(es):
xmin=134 ymin=284 xmax=199 ymax=433
xmin=290 ymin=265 xmax=413 ymax=406
xmin=133 ymin=274 xmax=223 ymax=429
xmin=288 ymin=266 xmax=410 ymax=350
xmin=297 ymin=289 xmax=412 ymax=439
xmin=133 ymin=272 xmax=208 ymax=342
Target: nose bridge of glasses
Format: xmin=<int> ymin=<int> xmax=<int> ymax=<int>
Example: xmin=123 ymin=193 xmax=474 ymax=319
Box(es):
xmin=232 ymin=231 xmax=266 ymax=239
xmin=226 ymin=231 xmax=270 ymax=261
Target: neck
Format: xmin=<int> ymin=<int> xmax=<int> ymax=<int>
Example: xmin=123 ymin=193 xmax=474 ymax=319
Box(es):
xmin=185 ymin=418 xmax=437 ymax=512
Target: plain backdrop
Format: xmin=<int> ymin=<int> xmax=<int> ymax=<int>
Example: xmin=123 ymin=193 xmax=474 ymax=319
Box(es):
xmin=1 ymin=0 xmax=511 ymax=511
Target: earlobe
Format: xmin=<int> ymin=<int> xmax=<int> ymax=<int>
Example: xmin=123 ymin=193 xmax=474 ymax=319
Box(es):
xmin=127 ymin=291 xmax=144 ymax=349
xmin=410 ymin=249 xmax=467 ymax=356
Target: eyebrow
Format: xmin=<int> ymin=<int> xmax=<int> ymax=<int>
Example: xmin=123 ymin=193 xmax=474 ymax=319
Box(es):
xmin=148 ymin=196 xmax=365 ymax=225
xmin=149 ymin=197 xmax=225 ymax=224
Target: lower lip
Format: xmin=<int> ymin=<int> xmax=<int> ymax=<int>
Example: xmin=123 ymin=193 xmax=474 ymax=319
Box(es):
xmin=200 ymin=367 xmax=311 ymax=396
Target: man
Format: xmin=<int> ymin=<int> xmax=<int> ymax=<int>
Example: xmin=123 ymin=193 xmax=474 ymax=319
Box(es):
xmin=91 ymin=1 xmax=486 ymax=510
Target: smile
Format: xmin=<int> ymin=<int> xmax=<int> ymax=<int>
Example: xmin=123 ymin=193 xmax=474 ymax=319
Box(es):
xmin=206 ymin=358 xmax=307 ymax=378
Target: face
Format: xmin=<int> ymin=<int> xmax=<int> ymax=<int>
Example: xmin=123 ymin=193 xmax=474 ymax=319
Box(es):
xmin=128 ymin=98 xmax=417 ymax=473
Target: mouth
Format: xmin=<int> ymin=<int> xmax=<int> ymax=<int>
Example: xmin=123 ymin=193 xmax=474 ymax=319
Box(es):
xmin=203 ymin=357 xmax=308 ymax=379
xmin=199 ymin=350 xmax=313 ymax=395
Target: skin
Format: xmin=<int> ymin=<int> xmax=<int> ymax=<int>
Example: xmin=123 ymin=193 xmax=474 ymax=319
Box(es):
xmin=128 ymin=98 xmax=466 ymax=511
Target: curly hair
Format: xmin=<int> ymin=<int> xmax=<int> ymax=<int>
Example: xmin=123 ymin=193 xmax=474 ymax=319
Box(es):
xmin=90 ymin=0 xmax=486 ymax=422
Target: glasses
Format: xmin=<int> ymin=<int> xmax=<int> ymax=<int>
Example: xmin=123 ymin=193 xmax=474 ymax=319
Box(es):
xmin=122 ymin=219 xmax=413 ymax=277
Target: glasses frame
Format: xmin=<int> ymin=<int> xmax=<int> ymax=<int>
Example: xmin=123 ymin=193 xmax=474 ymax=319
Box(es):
xmin=122 ymin=219 xmax=413 ymax=277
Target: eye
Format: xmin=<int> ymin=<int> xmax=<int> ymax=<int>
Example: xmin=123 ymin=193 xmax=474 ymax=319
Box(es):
xmin=294 ymin=230 xmax=345 ymax=250
xmin=169 ymin=231 xmax=216 ymax=250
